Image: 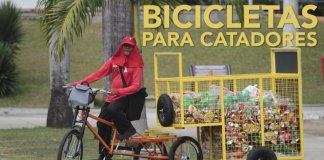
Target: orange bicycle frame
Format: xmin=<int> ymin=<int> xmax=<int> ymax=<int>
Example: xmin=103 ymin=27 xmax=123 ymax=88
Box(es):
xmin=79 ymin=110 xmax=173 ymax=159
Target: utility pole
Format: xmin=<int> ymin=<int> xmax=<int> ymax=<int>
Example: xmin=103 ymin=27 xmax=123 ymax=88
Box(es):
xmin=283 ymin=0 xmax=298 ymax=47
xmin=248 ymin=0 xmax=253 ymax=5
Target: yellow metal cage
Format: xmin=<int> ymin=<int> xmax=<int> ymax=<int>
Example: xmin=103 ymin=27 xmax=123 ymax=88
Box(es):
xmin=152 ymin=51 xmax=304 ymax=160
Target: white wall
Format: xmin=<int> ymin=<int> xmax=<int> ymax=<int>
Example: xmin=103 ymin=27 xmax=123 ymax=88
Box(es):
xmin=0 ymin=0 xmax=37 ymax=9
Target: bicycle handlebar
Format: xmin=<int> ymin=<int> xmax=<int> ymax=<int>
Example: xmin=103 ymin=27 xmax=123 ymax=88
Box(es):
xmin=92 ymin=88 xmax=111 ymax=94
xmin=62 ymin=85 xmax=72 ymax=89
xmin=62 ymin=85 xmax=111 ymax=94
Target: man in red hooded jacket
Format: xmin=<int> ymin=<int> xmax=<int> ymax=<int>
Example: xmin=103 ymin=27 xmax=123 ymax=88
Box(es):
xmin=71 ymin=36 xmax=143 ymax=159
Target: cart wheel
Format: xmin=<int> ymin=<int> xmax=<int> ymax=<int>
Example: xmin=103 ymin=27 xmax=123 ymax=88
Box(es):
xmin=169 ymin=136 xmax=203 ymax=160
xmin=246 ymin=147 xmax=277 ymax=160
xmin=157 ymin=94 xmax=174 ymax=127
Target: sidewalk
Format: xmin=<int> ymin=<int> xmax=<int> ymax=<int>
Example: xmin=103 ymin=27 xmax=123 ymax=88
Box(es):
xmin=1 ymin=105 xmax=323 ymax=134
xmin=302 ymin=104 xmax=324 ymax=120
xmin=0 ymin=105 xmax=324 ymax=129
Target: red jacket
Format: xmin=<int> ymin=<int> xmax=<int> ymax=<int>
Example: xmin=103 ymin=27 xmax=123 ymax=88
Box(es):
xmin=73 ymin=37 xmax=143 ymax=102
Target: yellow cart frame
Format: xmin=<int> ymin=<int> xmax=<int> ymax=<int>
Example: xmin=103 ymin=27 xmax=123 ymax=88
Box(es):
xmin=151 ymin=49 xmax=304 ymax=160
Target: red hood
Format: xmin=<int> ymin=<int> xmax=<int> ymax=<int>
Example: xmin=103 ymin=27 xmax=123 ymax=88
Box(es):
xmin=111 ymin=36 xmax=143 ymax=68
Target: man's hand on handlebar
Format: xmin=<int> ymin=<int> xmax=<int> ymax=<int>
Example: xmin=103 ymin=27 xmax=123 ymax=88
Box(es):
xmin=108 ymin=89 xmax=116 ymax=95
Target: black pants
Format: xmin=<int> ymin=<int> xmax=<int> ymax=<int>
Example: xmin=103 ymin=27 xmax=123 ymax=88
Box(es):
xmin=97 ymin=97 xmax=134 ymax=155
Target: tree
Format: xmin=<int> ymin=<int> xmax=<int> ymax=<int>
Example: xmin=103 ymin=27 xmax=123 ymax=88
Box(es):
xmin=38 ymin=0 xmax=244 ymax=130
xmin=37 ymin=0 xmax=76 ymax=127
xmin=0 ymin=1 xmax=22 ymax=53
xmin=0 ymin=43 xmax=17 ymax=97
xmin=0 ymin=1 xmax=22 ymax=97
xmin=37 ymin=0 xmax=177 ymax=129
xmin=46 ymin=40 xmax=73 ymax=127
xmin=101 ymin=0 xmax=149 ymax=131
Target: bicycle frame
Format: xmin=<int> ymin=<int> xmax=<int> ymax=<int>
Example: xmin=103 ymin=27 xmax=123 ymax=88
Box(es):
xmin=73 ymin=106 xmax=173 ymax=160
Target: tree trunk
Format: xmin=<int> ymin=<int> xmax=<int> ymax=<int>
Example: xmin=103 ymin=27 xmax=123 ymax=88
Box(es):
xmin=102 ymin=0 xmax=148 ymax=132
xmin=102 ymin=0 xmax=133 ymax=61
xmin=47 ymin=41 xmax=73 ymax=128
xmin=283 ymin=0 xmax=298 ymax=47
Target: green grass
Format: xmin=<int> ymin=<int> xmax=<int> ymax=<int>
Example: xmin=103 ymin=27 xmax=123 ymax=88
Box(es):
xmin=0 ymin=127 xmax=136 ymax=160
xmin=0 ymin=19 xmax=104 ymax=107
xmin=0 ymin=127 xmax=89 ymax=160
xmin=0 ymin=17 xmax=323 ymax=107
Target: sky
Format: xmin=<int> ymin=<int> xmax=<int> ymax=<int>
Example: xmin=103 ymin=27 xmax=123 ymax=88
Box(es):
xmin=0 ymin=0 xmax=38 ymax=9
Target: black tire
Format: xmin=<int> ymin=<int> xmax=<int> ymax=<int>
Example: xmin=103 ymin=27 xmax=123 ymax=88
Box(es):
xmin=169 ymin=136 xmax=203 ymax=160
xmin=57 ymin=129 xmax=83 ymax=160
xmin=133 ymin=142 xmax=168 ymax=160
xmin=247 ymin=147 xmax=277 ymax=160
xmin=157 ymin=94 xmax=174 ymax=126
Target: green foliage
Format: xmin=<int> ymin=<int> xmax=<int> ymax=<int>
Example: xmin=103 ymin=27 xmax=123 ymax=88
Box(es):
xmin=0 ymin=1 xmax=22 ymax=97
xmin=0 ymin=127 xmax=132 ymax=159
xmin=37 ymin=0 xmax=181 ymax=61
xmin=0 ymin=43 xmax=17 ymax=97
xmin=0 ymin=1 xmax=23 ymax=54
xmin=0 ymin=19 xmax=103 ymax=107
xmin=232 ymin=0 xmax=245 ymax=24
xmin=38 ymin=0 xmax=102 ymax=61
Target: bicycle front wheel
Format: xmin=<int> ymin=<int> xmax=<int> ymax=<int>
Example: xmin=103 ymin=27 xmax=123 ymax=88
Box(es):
xmin=169 ymin=136 xmax=203 ymax=160
xmin=57 ymin=129 xmax=83 ymax=160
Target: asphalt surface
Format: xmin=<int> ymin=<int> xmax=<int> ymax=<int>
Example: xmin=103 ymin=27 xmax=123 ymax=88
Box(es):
xmin=0 ymin=106 xmax=324 ymax=159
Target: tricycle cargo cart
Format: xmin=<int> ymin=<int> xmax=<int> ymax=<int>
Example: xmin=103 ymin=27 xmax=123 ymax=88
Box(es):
xmin=151 ymin=49 xmax=304 ymax=160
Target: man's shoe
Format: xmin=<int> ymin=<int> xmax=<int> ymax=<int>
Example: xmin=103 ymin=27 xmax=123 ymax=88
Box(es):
xmin=117 ymin=128 xmax=136 ymax=140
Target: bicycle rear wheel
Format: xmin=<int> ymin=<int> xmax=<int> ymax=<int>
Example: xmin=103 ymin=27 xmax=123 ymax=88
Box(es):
xmin=169 ymin=136 xmax=203 ymax=160
xmin=57 ymin=129 xmax=83 ymax=160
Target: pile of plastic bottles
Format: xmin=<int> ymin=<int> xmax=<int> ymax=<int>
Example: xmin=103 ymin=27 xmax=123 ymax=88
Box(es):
xmin=169 ymin=84 xmax=300 ymax=158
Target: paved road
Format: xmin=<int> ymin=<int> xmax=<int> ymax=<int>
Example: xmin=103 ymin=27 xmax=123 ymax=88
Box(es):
xmin=0 ymin=107 xmax=324 ymax=159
